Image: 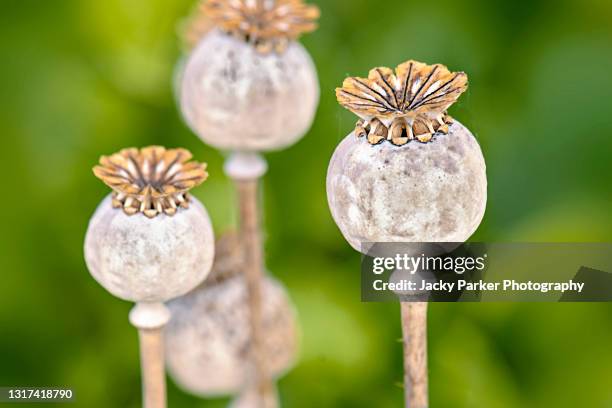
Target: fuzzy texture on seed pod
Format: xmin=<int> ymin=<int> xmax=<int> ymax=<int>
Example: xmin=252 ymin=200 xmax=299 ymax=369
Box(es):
xmin=327 ymin=121 xmax=487 ymax=253
xmin=84 ymin=195 xmax=215 ymax=302
xmin=165 ymin=237 xmax=298 ymax=396
xmin=180 ymin=29 xmax=319 ymax=152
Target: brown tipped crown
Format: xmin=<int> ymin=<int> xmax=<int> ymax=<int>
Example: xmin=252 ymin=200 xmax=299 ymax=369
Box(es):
xmin=336 ymin=60 xmax=468 ymax=146
xmin=200 ymin=0 xmax=320 ymax=53
xmin=93 ymin=146 xmax=208 ymax=218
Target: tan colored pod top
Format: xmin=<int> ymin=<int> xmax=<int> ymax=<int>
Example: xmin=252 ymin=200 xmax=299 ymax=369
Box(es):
xmin=93 ymin=146 xmax=208 ymax=219
xmin=336 ymin=60 xmax=468 ymax=146
xmin=183 ymin=0 xmax=320 ymax=54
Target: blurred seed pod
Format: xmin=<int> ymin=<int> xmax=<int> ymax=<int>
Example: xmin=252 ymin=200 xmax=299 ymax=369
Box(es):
xmin=178 ymin=0 xmax=320 ymax=152
xmin=165 ymin=232 xmax=299 ymax=397
xmin=180 ymin=29 xmax=319 ymax=152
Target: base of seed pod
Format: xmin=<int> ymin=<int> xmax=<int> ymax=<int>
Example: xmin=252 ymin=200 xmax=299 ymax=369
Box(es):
xmin=327 ymin=121 xmax=487 ymax=253
xmin=181 ymin=29 xmax=319 ymax=152
xmin=84 ymin=195 xmax=215 ymax=302
xmin=165 ymin=274 xmax=299 ymax=397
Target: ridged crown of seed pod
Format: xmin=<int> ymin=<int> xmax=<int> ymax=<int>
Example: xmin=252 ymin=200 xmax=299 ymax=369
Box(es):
xmin=205 ymin=231 xmax=244 ymax=285
xmin=192 ymin=0 xmax=320 ymax=54
xmin=336 ymin=60 xmax=468 ymax=146
xmin=93 ymin=146 xmax=208 ymax=219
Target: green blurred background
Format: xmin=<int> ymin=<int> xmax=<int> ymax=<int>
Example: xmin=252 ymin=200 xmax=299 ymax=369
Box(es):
xmin=1 ymin=0 xmax=611 ymax=407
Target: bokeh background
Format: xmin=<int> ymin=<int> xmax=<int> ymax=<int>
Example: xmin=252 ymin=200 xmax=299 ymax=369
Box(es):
xmin=1 ymin=0 xmax=612 ymax=407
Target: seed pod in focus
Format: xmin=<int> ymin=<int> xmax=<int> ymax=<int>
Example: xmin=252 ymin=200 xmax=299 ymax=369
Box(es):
xmin=84 ymin=146 xmax=215 ymax=302
xmin=328 ymin=60 xmax=487 ymax=253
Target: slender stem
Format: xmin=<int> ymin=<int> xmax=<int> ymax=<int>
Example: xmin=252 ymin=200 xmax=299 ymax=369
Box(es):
xmin=224 ymin=152 xmax=273 ymax=408
xmin=138 ymin=329 xmax=166 ymax=408
xmin=400 ymin=302 xmax=429 ymax=408
xmin=129 ymin=302 xmax=171 ymax=408
xmin=235 ymin=178 xmax=276 ymax=408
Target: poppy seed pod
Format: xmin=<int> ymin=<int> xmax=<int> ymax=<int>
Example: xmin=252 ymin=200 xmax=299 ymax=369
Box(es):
xmin=84 ymin=146 xmax=215 ymax=302
xmin=180 ymin=0 xmax=320 ymax=152
xmin=327 ymin=60 xmax=487 ymax=253
xmin=165 ymin=233 xmax=298 ymax=397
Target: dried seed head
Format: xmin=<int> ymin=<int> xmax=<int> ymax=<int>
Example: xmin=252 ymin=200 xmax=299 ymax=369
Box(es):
xmin=166 ymin=275 xmax=298 ymax=396
xmin=93 ymin=146 xmax=208 ymax=219
xmin=200 ymin=0 xmax=320 ymax=54
xmin=180 ymin=29 xmax=319 ymax=152
xmin=336 ymin=60 xmax=468 ymax=146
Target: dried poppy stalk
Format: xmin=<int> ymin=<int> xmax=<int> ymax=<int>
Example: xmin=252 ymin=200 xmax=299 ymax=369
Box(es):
xmin=336 ymin=60 xmax=468 ymax=146
xmin=93 ymin=146 xmax=208 ymax=218
xmin=202 ymin=0 xmax=320 ymax=53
